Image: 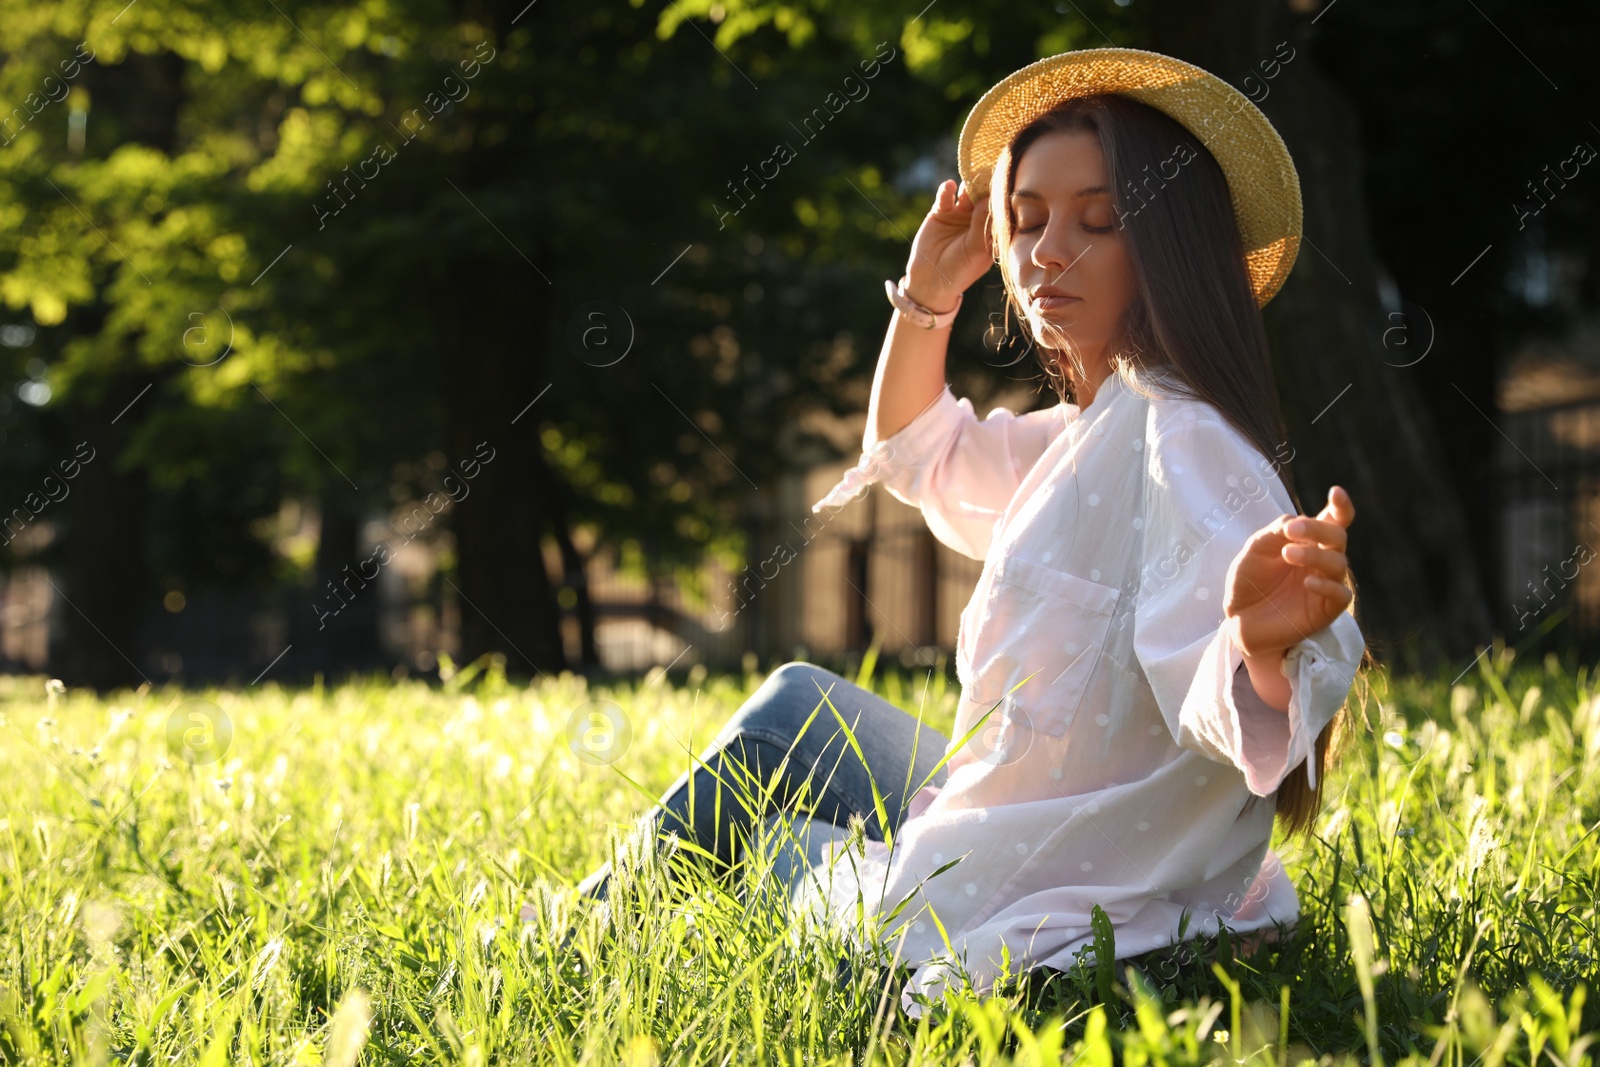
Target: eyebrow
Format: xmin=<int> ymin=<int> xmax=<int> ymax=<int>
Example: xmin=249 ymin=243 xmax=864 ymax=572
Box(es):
xmin=1010 ymin=185 xmax=1111 ymax=201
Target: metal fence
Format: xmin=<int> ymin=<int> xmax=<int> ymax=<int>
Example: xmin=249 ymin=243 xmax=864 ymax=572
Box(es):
xmin=0 ymin=457 xmax=988 ymax=681
xmin=1497 ymin=397 xmax=1600 ymax=641
xmin=578 ymin=460 xmax=983 ymax=675
xmin=12 ymin=395 xmax=1597 ymax=682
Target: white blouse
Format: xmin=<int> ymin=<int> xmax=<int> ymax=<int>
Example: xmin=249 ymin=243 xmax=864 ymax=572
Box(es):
xmin=796 ymin=365 xmax=1366 ymax=1017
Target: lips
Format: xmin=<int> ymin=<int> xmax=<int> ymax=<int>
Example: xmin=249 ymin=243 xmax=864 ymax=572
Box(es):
xmin=1031 ymin=294 xmax=1082 ymax=312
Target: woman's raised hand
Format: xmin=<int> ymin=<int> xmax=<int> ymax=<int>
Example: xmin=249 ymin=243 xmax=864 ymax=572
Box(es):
xmin=1224 ymin=485 xmax=1356 ymax=659
xmin=902 ymin=178 xmax=993 ymax=313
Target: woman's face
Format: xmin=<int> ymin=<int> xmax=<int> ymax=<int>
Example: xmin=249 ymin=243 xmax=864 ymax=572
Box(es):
xmin=1006 ymin=128 xmax=1138 ymax=370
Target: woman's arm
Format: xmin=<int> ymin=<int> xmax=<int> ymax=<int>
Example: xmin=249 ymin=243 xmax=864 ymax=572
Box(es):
xmin=812 ymin=179 xmax=1067 ymax=559
xmin=865 ymin=287 xmax=955 ymax=444
xmin=868 ymin=178 xmax=991 ymax=441
xmin=1225 ymin=486 xmax=1357 ymax=711
xmin=1132 ymin=417 xmax=1366 ymax=797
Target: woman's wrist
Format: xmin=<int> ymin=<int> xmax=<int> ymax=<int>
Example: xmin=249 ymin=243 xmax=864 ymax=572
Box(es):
xmin=902 ymin=275 xmax=961 ymax=315
xmin=1239 ymin=647 xmax=1291 ymax=713
xmin=888 ymin=276 xmax=962 ymax=330
xmin=1226 ymin=617 xmax=1291 ymax=711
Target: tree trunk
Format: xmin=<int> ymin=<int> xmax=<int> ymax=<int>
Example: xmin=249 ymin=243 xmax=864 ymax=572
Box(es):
xmin=444 ymin=237 xmax=566 ymax=678
xmin=44 ymin=52 xmax=186 ymax=691
xmin=451 ymin=445 xmax=565 ymax=678
xmin=48 ymin=386 xmax=154 ymax=690
xmin=301 ymin=489 xmax=384 ymax=679
xmin=1148 ymin=0 xmax=1494 ymax=670
xmin=544 ymin=476 xmax=600 ymax=668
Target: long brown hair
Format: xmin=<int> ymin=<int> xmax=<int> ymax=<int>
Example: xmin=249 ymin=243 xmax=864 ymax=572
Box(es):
xmin=986 ymin=93 xmax=1373 ymax=840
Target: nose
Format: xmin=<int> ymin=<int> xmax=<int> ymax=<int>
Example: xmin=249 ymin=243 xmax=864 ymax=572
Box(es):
xmin=1031 ymin=218 xmax=1089 ymax=281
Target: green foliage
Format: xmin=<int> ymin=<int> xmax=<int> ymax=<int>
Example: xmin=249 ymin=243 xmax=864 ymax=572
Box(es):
xmin=0 ymin=0 xmax=1141 ymax=621
xmin=1091 ymin=902 xmax=1117 ymax=1007
xmin=1 ymin=646 xmax=1597 ymax=1063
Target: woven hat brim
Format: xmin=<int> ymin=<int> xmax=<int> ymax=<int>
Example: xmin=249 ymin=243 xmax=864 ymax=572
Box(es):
xmin=958 ymin=47 xmax=1302 ymax=308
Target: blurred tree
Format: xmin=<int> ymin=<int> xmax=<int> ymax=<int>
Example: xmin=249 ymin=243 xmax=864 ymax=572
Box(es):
xmin=0 ymin=0 xmax=991 ymax=681
xmin=1307 ymin=0 xmax=1599 ymax=660
xmin=1141 ymin=0 xmax=1507 ymax=668
xmin=0 ymin=0 xmax=1590 ymax=683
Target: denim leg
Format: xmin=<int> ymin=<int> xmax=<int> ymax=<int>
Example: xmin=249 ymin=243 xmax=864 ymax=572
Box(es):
xmin=747 ymin=810 xmax=856 ymax=910
xmin=574 ymin=661 xmax=952 ymax=902
xmin=747 ymin=810 xmax=908 ymax=1004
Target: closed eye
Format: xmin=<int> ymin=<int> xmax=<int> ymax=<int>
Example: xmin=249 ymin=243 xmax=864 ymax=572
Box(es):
xmin=1017 ymin=221 xmax=1115 ymax=235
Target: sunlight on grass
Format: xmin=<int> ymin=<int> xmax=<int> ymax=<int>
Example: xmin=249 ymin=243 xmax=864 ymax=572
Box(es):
xmin=1 ymin=643 xmax=1596 ymax=1065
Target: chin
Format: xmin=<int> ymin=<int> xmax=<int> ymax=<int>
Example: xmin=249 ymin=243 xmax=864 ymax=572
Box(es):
xmin=1029 ymin=318 xmax=1088 ymax=349
xmin=1028 ymin=308 xmax=1076 ymax=329
xmin=1031 ymin=310 xmax=1092 ymax=338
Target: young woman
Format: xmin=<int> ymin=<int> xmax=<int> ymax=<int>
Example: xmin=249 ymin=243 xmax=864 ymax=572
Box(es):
xmin=535 ymin=47 xmax=1368 ymax=1018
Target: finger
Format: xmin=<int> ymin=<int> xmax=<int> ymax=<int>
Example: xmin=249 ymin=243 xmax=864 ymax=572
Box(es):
xmin=1332 ymin=484 xmax=1355 ymax=525
xmin=1285 ymin=515 xmax=1347 ymax=552
xmin=1316 ymin=485 xmax=1355 ymax=527
xmin=945 ymin=181 xmax=976 ymax=217
xmin=1281 ymin=543 xmax=1348 ymax=580
xmin=1304 ymin=573 xmax=1353 ymax=610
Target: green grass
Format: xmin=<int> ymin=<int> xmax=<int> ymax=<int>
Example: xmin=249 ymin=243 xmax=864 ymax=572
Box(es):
xmin=1 ymin=643 xmax=1596 ymax=1066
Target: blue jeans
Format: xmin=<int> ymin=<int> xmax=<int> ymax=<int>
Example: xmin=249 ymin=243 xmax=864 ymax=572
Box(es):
xmin=574 ymin=661 xmax=953 ymax=907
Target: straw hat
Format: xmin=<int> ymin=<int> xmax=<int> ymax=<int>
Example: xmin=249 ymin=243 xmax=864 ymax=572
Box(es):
xmin=958 ymin=46 xmax=1302 ymax=308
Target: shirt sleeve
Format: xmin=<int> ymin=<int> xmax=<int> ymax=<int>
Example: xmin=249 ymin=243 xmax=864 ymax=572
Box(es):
xmin=1130 ymin=415 xmax=1367 ymax=797
xmin=810 ymin=383 xmax=1068 ymax=561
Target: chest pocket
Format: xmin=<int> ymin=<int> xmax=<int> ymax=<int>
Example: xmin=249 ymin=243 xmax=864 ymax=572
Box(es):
xmin=964 ymin=554 xmax=1122 ymax=742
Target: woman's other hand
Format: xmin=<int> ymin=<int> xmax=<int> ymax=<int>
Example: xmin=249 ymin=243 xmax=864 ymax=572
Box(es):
xmin=1224 ymin=486 xmax=1356 ymax=707
xmin=903 ymin=178 xmax=993 ymax=312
